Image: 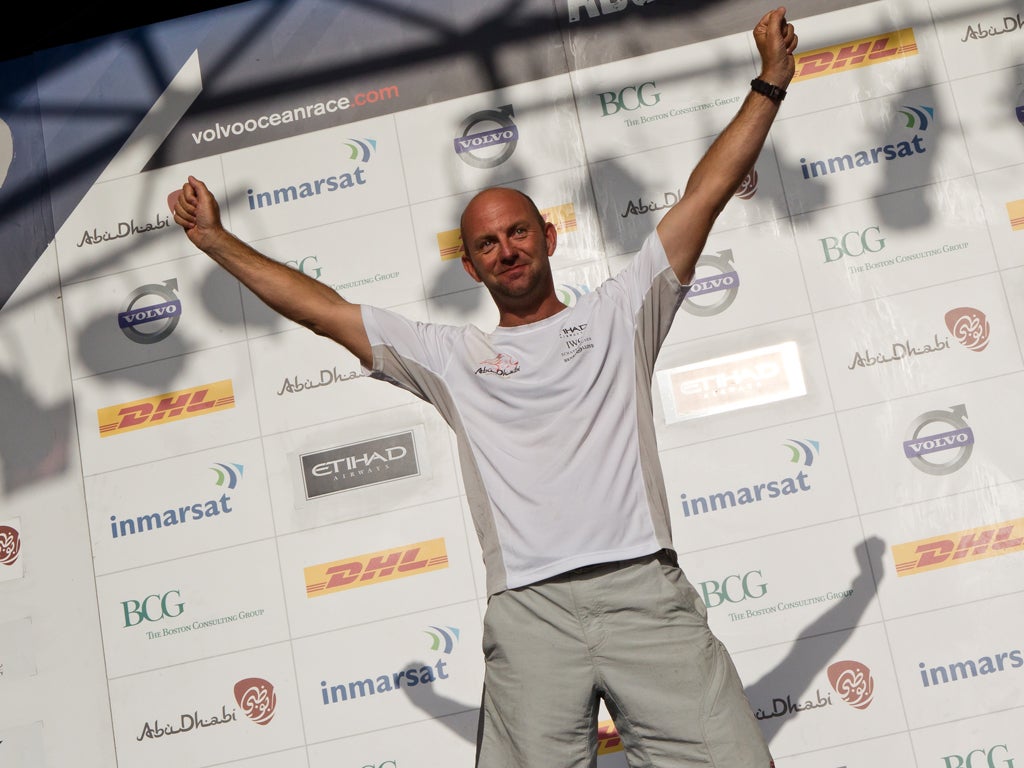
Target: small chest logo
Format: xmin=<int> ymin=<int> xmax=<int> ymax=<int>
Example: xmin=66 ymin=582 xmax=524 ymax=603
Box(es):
xmin=475 ymin=352 xmax=520 ymax=376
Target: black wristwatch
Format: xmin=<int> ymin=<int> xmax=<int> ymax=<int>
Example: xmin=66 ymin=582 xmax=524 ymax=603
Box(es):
xmin=750 ymin=78 xmax=787 ymax=103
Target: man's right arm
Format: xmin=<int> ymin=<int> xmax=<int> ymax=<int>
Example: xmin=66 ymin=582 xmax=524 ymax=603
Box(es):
xmin=169 ymin=176 xmax=372 ymax=368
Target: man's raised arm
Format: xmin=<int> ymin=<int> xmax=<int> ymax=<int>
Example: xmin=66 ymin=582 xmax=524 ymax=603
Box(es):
xmin=169 ymin=176 xmax=372 ymax=368
xmin=656 ymin=6 xmax=798 ymax=284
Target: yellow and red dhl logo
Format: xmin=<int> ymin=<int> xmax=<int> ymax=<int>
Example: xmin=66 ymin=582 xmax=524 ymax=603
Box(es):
xmin=597 ymin=720 xmax=623 ymax=754
xmin=97 ymin=379 xmax=235 ymax=437
xmin=1007 ymin=200 xmax=1024 ymax=232
xmin=437 ymin=202 xmax=578 ymax=261
xmin=792 ymin=28 xmax=918 ymax=83
xmin=305 ymin=537 xmax=449 ymax=597
xmin=893 ymin=516 xmax=1024 ymax=576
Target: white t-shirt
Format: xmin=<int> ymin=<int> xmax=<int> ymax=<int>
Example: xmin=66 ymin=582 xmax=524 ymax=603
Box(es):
xmin=362 ymin=231 xmax=688 ymax=594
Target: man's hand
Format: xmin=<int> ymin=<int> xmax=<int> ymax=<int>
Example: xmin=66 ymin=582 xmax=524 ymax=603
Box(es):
xmin=168 ymin=175 xmax=224 ymax=253
xmin=753 ymin=6 xmax=798 ymax=89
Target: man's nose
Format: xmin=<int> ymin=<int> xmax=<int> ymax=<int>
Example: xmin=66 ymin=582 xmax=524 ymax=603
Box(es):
xmin=498 ymin=237 xmax=517 ymax=260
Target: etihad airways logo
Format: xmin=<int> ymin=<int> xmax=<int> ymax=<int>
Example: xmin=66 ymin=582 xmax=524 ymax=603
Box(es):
xmin=657 ymin=341 xmax=806 ymax=423
xmin=799 ymin=104 xmax=932 ymax=181
xmin=679 ymin=440 xmax=817 ymax=519
xmin=792 ymin=28 xmax=918 ymax=82
xmin=893 ymin=517 xmax=1024 ymax=577
xmin=903 ymin=404 xmax=974 ymax=475
xmin=683 ymin=249 xmax=739 ymax=317
xmin=118 ymin=279 xmax=181 ymax=344
xmin=300 ymin=431 xmax=420 ymax=499
xmin=245 ymin=137 xmax=375 ymax=211
xmin=437 ymin=202 xmax=577 ymax=261
xmin=305 ymin=538 xmax=449 ymax=597
xmin=319 ymin=625 xmax=459 ymax=706
xmin=454 ymin=105 xmax=518 ymax=169
xmin=97 ymin=380 xmax=235 ymax=437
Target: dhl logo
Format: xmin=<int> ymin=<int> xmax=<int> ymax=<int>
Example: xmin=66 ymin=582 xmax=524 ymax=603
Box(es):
xmin=437 ymin=202 xmax=578 ymax=261
xmin=305 ymin=537 xmax=449 ymax=597
xmin=597 ymin=720 xmax=623 ymax=754
xmin=97 ymin=379 xmax=235 ymax=437
xmin=792 ymin=28 xmax=918 ymax=83
xmin=893 ymin=517 xmax=1024 ymax=576
xmin=1007 ymin=199 xmax=1024 ymax=232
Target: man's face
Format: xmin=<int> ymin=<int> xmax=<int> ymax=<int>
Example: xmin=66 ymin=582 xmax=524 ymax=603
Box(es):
xmin=460 ymin=188 xmax=557 ymax=305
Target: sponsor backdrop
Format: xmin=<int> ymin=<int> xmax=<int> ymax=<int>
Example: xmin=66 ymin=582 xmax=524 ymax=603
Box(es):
xmin=1 ymin=0 xmax=1023 ymax=765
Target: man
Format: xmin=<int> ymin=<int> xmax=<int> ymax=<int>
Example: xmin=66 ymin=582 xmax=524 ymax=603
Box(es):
xmin=170 ymin=7 xmax=797 ymax=766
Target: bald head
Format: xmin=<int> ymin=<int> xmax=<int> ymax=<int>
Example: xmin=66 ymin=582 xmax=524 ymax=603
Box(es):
xmin=460 ymin=187 xmax=546 ymax=252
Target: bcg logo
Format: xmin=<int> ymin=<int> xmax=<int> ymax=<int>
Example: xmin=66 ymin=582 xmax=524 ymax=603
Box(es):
xmin=118 ymin=279 xmax=181 ymax=344
xmin=942 ymin=745 xmax=1016 ymax=768
xmin=598 ymin=81 xmax=660 ymax=116
xmin=121 ymin=590 xmax=185 ymax=627
xmin=699 ymin=570 xmax=767 ymax=608
xmin=902 ymin=404 xmax=974 ymax=475
xmin=454 ymin=105 xmax=518 ymax=168
xmin=285 ymin=255 xmax=322 ymax=279
xmin=819 ymin=226 xmax=885 ymax=263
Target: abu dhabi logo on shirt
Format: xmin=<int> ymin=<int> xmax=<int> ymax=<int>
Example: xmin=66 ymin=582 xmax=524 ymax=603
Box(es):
xmin=118 ymin=279 xmax=182 ymax=344
xmin=474 ymin=352 xmax=521 ymax=377
xmin=454 ymin=105 xmax=518 ymax=169
xmin=683 ymin=249 xmax=739 ymax=317
xmin=902 ymin=404 xmax=974 ymax=475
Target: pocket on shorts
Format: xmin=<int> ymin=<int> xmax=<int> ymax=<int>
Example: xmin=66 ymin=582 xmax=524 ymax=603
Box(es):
xmin=656 ymin=562 xmax=709 ymax=621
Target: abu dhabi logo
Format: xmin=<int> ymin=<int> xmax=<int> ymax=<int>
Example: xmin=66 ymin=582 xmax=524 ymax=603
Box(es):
xmin=961 ymin=13 xmax=1024 ymax=42
xmin=234 ymin=677 xmax=276 ymax=725
xmin=683 ymin=249 xmax=739 ymax=317
xmin=828 ymin=660 xmax=874 ymax=710
xmin=454 ymin=105 xmax=518 ymax=169
xmin=799 ymin=104 xmax=931 ymax=181
xmin=118 ymin=279 xmax=182 ymax=344
xmin=474 ymin=352 xmax=521 ymax=377
xmin=734 ymin=169 xmax=758 ymax=200
xmin=945 ymin=307 xmax=990 ymax=351
xmin=902 ymin=404 xmax=974 ymax=475
xmin=0 ymin=523 xmax=21 ymax=566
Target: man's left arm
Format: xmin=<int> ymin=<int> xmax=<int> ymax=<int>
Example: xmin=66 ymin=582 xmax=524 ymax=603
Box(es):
xmin=656 ymin=6 xmax=798 ymax=284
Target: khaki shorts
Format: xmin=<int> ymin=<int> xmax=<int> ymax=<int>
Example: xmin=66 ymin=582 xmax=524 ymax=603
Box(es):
xmin=475 ymin=551 xmax=773 ymax=768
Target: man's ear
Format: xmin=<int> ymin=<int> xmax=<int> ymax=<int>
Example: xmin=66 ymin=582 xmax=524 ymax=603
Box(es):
xmin=462 ymin=254 xmax=481 ymax=282
xmin=544 ymin=220 xmax=557 ymax=257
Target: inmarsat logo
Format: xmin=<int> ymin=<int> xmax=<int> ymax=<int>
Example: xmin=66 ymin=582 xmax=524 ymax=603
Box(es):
xmin=234 ymin=677 xmax=276 ymax=725
xmin=556 ymin=283 xmax=592 ymax=307
xmin=246 ymin=137 xmax=375 ymax=211
xmin=827 ymin=660 xmax=874 ymax=710
xmin=785 ymin=439 xmax=819 ymax=466
xmin=799 ymin=104 xmax=931 ymax=180
xmin=902 ymin=404 xmax=974 ymax=475
xmin=118 ymin=279 xmax=182 ymax=344
xmin=454 ymin=105 xmax=518 ymax=169
xmin=683 ymin=249 xmax=739 ymax=317
xmin=319 ymin=626 xmax=459 ymax=706
xmin=945 ymin=307 xmax=990 ymax=351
